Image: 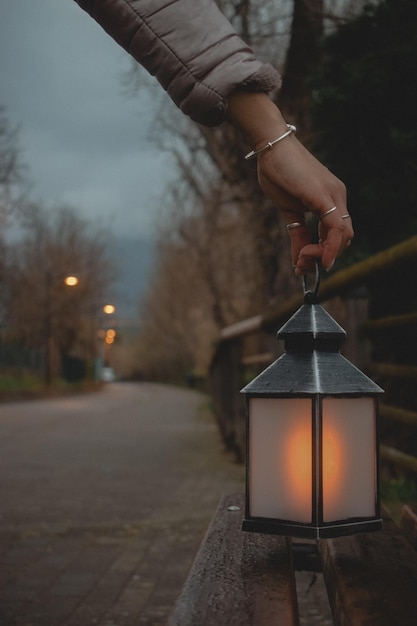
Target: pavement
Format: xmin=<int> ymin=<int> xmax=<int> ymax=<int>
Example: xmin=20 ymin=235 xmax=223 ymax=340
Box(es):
xmin=0 ymin=382 xmax=332 ymax=626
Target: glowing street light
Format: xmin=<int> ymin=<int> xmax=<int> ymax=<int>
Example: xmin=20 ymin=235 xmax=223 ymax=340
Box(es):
xmin=44 ymin=272 xmax=79 ymax=386
xmin=105 ymin=329 xmax=116 ymax=345
xmin=64 ymin=275 xmax=79 ymax=287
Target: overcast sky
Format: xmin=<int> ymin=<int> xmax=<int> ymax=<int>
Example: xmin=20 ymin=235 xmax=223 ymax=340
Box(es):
xmin=0 ymin=0 xmax=175 ymax=240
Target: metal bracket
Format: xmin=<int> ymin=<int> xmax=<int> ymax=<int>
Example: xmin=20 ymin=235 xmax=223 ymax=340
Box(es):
xmin=302 ymin=262 xmax=320 ymax=304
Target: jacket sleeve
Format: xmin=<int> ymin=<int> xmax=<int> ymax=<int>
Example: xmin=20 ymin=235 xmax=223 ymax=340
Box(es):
xmin=73 ymin=0 xmax=281 ymax=126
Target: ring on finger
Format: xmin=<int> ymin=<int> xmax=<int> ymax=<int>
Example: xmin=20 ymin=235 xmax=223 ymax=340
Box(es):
xmin=341 ymin=214 xmax=351 ymax=220
xmin=286 ymin=221 xmax=305 ymax=230
xmin=320 ymin=206 xmax=337 ymax=220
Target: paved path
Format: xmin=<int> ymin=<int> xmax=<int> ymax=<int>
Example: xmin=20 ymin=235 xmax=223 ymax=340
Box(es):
xmin=0 ymin=383 xmax=245 ymax=626
xmin=0 ymin=382 xmax=333 ymax=626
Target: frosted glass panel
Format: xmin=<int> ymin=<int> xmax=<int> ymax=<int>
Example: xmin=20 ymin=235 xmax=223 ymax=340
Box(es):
xmin=322 ymin=398 xmax=376 ymax=522
xmin=249 ymin=398 xmax=312 ymax=523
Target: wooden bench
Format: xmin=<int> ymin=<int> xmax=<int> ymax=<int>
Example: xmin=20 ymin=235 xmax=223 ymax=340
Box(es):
xmin=168 ymin=494 xmax=417 ymax=626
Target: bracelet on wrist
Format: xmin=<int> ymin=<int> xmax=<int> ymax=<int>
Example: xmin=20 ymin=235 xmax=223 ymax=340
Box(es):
xmin=244 ymin=124 xmax=296 ymax=160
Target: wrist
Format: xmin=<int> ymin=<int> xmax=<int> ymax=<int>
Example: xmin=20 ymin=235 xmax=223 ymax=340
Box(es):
xmin=226 ymin=91 xmax=288 ymax=148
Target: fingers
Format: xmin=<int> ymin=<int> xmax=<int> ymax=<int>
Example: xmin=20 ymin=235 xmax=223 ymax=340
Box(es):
xmin=296 ymin=209 xmax=354 ymax=274
xmin=284 ymin=217 xmax=311 ymax=275
xmin=259 ymin=171 xmax=313 ymax=272
xmin=295 ymin=243 xmax=324 ymax=275
xmin=256 ymin=142 xmax=353 ymax=275
xmin=285 ymin=208 xmax=354 ymax=276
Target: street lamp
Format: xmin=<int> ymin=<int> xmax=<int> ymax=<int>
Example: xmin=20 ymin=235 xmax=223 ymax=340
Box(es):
xmin=44 ymin=272 xmax=79 ymax=386
xmin=64 ymin=275 xmax=79 ymax=287
xmin=103 ymin=304 xmax=116 ymax=315
xmin=94 ymin=303 xmax=117 ymax=380
xmin=241 ymin=270 xmax=383 ymax=539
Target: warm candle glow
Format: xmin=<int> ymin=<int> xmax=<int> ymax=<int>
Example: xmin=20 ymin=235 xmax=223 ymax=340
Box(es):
xmin=103 ymin=304 xmax=116 ymax=315
xmin=284 ymin=421 xmax=343 ymax=518
xmin=322 ymin=423 xmax=343 ymax=511
xmin=286 ymin=424 xmax=312 ymax=509
xmin=249 ymin=398 xmax=312 ymax=522
xmin=323 ymin=398 xmax=376 ymax=521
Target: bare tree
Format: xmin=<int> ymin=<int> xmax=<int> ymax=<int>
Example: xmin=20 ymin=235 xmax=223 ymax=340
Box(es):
xmin=3 ymin=204 xmax=116 ymax=382
xmin=0 ymin=106 xmax=28 ymax=230
xmin=134 ymin=236 xmax=217 ymax=381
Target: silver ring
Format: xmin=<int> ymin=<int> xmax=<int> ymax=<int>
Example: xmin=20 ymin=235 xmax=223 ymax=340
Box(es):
xmin=341 ymin=214 xmax=351 ymax=219
xmin=286 ymin=221 xmax=304 ymax=230
xmin=320 ymin=206 xmax=337 ymax=220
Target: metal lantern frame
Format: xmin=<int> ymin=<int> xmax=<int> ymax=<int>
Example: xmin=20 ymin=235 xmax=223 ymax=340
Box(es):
xmin=241 ymin=275 xmax=384 ymax=539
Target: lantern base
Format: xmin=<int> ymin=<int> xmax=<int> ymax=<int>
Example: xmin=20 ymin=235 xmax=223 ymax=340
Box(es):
xmin=242 ymin=517 xmax=383 ymax=539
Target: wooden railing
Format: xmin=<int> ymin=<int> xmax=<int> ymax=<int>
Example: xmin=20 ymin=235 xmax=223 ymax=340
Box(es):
xmin=209 ymin=235 xmax=417 ymax=474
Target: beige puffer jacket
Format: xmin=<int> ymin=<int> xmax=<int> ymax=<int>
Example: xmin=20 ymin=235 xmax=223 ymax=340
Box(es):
xmin=74 ymin=0 xmax=281 ymax=126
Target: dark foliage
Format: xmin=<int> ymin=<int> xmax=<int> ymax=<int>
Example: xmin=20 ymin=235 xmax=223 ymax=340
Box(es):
xmin=312 ymin=0 xmax=417 ymax=257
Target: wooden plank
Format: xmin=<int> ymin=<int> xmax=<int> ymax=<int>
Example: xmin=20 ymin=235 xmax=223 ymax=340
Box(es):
xmin=371 ymin=362 xmax=417 ymax=379
xmin=380 ymin=403 xmax=417 ymax=428
xmin=380 ymin=444 xmax=417 ymax=473
xmin=242 ymin=352 xmax=274 ymax=366
xmin=220 ymin=315 xmax=263 ymax=340
xmin=400 ymin=504 xmax=417 ymax=550
xmin=318 ymin=509 xmax=417 ymax=626
xmin=168 ymin=493 xmax=299 ymax=626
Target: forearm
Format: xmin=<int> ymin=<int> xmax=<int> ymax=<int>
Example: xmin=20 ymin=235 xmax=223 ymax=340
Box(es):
xmin=226 ymin=91 xmax=289 ymax=149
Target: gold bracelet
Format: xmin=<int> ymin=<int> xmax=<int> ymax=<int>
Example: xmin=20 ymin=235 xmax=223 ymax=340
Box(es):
xmin=244 ymin=124 xmax=296 ymax=160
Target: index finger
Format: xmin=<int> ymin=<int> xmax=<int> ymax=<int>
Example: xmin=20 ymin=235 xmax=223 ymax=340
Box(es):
xmin=285 ymin=216 xmax=311 ymax=267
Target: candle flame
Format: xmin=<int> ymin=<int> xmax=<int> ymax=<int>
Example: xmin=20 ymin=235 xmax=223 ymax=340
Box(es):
xmin=285 ymin=422 xmax=342 ymax=518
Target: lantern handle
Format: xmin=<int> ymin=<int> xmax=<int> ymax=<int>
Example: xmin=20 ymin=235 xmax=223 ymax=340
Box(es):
xmin=302 ymin=262 xmax=320 ymax=304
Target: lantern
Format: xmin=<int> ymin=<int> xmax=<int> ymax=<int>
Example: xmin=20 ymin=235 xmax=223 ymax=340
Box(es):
xmin=241 ymin=278 xmax=383 ymax=539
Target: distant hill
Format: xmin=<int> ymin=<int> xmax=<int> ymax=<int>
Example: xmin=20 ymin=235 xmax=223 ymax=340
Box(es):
xmin=106 ymin=236 xmax=155 ymax=320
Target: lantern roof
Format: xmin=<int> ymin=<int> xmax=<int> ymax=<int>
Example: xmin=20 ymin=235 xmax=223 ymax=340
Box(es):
xmin=241 ymin=304 xmax=383 ymax=396
xmin=277 ymin=302 xmax=346 ymax=344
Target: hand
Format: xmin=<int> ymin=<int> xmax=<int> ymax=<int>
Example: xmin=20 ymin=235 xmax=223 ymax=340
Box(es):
xmin=227 ymin=92 xmax=354 ymax=275
xmin=256 ymin=135 xmax=353 ymax=275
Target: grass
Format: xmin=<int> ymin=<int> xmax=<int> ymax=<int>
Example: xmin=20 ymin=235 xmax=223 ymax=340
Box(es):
xmin=0 ymin=371 xmax=101 ymax=401
xmin=0 ymin=372 xmax=44 ymax=392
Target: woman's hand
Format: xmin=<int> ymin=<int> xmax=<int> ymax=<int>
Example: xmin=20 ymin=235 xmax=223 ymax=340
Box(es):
xmin=227 ymin=92 xmax=354 ymax=275
xmin=256 ymin=135 xmax=353 ymax=274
